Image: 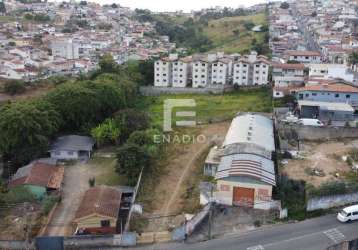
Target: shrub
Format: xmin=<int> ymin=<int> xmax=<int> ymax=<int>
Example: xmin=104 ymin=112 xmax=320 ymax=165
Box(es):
xmin=3 ymin=81 xmax=26 ymax=95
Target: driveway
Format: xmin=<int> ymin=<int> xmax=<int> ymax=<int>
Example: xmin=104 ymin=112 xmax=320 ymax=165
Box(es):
xmin=44 ymin=162 xmax=95 ymax=236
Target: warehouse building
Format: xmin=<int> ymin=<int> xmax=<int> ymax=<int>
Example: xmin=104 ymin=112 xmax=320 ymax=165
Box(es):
xmin=204 ymin=113 xmax=277 ymax=210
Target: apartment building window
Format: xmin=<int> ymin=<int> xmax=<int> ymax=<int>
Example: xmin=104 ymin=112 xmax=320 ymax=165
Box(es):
xmin=305 ymin=93 xmax=309 ymax=97
xmin=220 ymin=64 xmax=223 ymax=67
xmin=214 ymin=64 xmax=217 ymax=66
xmin=156 ymin=62 xmax=160 ymax=65
xmin=174 ymin=68 xmax=177 ymax=71
xmin=263 ymin=65 xmax=267 ymax=68
xmin=180 ymin=69 xmax=183 ymax=71
xmin=163 ymin=62 xmax=167 ymax=65
xmin=335 ymin=94 xmax=340 ymax=98
xmin=156 ymin=74 xmax=159 ymax=76
xmin=243 ymin=77 xmax=246 ymax=79
xmin=256 ymin=65 xmax=260 ymax=68
xmin=163 ymin=74 xmax=167 ymax=76
xmin=201 ymin=75 xmax=205 ymax=78
xmin=213 ymin=70 xmax=217 ymax=72
xmin=346 ymin=94 xmax=351 ymax=99
xmin=255 ymin=71 xmax=259 ymax=74
xmin=174 ymin=62 xmax=178 ymax=65
xmin=243 ymin=64 xmax=247 ymax=67
xmin=179 ymin=75 xmax=183 ymax=77
xmin=202 ymin=63 xmax=206 ymax=66
xmin=195 ymin=63 xmax=199 ymax=66
xmin=195 ymin=70 xmax=198 ymax=72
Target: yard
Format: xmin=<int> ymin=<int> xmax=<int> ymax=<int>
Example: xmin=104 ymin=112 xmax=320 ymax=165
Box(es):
xmin=138 ymin=88 xmax=273 ymax=128
xmin=281 ymin=140 xmax=358 ymax=187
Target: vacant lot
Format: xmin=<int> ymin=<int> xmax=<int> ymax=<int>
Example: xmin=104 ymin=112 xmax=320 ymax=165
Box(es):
xmin=141 ymin=122 xmax=230 ymax=232
xmin=282 ymin=140 xmax=358 ymax=187
xmin=139 ymin=88 xmax=272 ymax=128
xmin=203 ymin=13 xmax=267 ymax=54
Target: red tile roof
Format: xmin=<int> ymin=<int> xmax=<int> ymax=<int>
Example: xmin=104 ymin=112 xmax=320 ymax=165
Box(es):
xmin=74 ymin=186 xmax=122 ymax=220
xmin=286 ymin=51 xmax=321 ymax=57
xmin=294 ymin=83 xmax=358 ymax=93
xmin=9 ymin=163 xmax=64 ymax=189
xmin=273 ymin=63 xmax=305 ymax=70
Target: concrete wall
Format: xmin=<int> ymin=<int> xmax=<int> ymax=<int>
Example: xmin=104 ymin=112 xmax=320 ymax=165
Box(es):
xmin=139 ymin=86 xmax=234 ymax=96
xmin=215 ymin=179 xmax=273 ymax=207
xmin=307 ymin=192 xmax=358 ymax=211
xmin=278 ymin=123 xmax=358 ymax=141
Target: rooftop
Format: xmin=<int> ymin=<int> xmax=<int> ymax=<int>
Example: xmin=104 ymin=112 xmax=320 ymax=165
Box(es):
xmin=298 ymin=100 xmax=355 ymax=112
xmin=50 ymin=135 xmax=95 ymax=152
xmin=294 ymin=83 xmax=358 ymax=93
xmin=74 ymin=186 xmax=122 ymax=220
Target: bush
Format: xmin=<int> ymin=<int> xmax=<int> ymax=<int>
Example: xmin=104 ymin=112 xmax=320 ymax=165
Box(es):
xmin=2 ymin=186 xmax=36 ymax=204
xmin=41 ymin=195 xmax=60 ymax=215
xmin=3 ymin=81 xmax=26 ymax=95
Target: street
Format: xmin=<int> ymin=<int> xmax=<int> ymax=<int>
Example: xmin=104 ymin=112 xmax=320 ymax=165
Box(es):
xmin=138 ymin=214 xmax=358 ymax=250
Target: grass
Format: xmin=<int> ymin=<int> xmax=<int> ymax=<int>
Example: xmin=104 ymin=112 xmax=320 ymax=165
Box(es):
xmin=87 ymin=156 xmax=126 ymax=186
xmin=138 ymin=87 xmax=273 ymax=129
xmin=203 ymin=13 xmax=267 ymax=54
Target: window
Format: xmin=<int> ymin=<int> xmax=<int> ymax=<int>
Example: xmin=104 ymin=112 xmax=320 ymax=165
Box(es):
xmin=101 ymin=220 xmax=110 ymax=227
xmin=68 ymin=151 xmax=74 ymax=156
xmin=305 ymin=93 xmax=309 ymax=97
xmin=312 ymin=93 xmax=317 ymax=96
xmin=346 ymin=94 xmax=351 ymax=99
xmin=335 ymin=94 xmax=340 ymax=98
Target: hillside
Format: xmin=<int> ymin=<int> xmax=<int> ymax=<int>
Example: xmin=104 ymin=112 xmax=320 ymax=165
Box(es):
xmin=203 ymin=13 xmax=269 ymax=54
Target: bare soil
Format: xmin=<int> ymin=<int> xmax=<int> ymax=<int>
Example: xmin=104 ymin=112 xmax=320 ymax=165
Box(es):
xmin=282 ymin=140 xmax=358 ymax=187
xmin=143 ymin=122 xmax=230 ymax=232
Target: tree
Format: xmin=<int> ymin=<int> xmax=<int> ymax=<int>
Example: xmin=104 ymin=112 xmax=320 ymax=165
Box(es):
xmin=280 ymin=2 xmax=290 ymax=9
xmin=0 ymin=101 xmax=61 ymax=166
xmin=349 ymin=52 xmax=358 ymax=66
xmin=243 ymin=20 xmax=255 ymax=31
xmin=91 ymin=118 xmax=121 ymax=146
xmin=116 ymin=143 xmax=150 ymax=186
xmin=114 ymin=109 xmax=150 ymax=141
xmin=127 ymin=129 xmax=161 ymax=157
xmin=3 ymin=81 xmax=26 ymax=95
xmin=99 ymin=54 xmax=117 ymax=73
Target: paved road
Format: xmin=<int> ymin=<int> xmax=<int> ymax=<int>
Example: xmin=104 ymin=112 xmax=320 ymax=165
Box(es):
xmin=141 ymin=214 xmax=358 ymax=250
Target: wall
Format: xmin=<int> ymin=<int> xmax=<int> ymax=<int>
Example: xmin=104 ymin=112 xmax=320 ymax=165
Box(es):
xmin=278 ymin=123 xmax=358 ymax=141
xmin=214 ymin=179 xmax=273 ymax=208
xmin=307 ymin=192 xmax=358 ymax=211
xmin=139 ymin=85 xmax=234 ymax=96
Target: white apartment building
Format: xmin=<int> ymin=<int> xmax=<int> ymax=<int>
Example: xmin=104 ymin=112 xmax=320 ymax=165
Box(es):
xmin=211 ymin=58 xmax=233 ymax=85
xmin=154 ymin=58 xmax=172 ymax=87
xmin=51 ymin=38 xmax=79 ymax=60
xmin=286 ymin=51 xmax=322 ymax=64
xmin=272 ymin=63 xmax=305 ymax=87
xmin=192 ymin=59 xmax=211 ymax=88
xmin=172 ymin=57 xmax=192 ymax=87
xmin=233 ymin=51 xmax=270 ymax=86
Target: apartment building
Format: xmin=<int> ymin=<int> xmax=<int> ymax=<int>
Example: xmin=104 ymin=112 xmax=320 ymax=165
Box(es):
xmin=272 ymin=63 xmax=305 ymax=87
xmin=192 ymin=58 xmax=211 ymax=88
xmin=233 ymin=52 xmax=270 ymax=86
xmin=172 ymin=57 xmax=192 ymax=88
xmin=51 ymin=38 xmax=79 ymax=60
xmin=154 ymin=57 xmax=173 ymax=87
xmin=285 ymin=51 xmax=322 ymax=64
xmin=211 ymin=58 xmax=233 ymax=85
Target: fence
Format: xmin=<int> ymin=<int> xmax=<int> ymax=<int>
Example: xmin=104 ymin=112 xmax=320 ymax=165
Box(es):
xmin=139 ymin=86 xmax=234 ymax=96
xmin=277 ymin=123 xmax=358 ymax=141
xmin=307 ymin=192 xmax=358 ymax=211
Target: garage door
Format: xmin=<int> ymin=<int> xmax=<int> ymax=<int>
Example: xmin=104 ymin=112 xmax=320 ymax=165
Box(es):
xmin=233 ymin=187 xmax=255 ymax=207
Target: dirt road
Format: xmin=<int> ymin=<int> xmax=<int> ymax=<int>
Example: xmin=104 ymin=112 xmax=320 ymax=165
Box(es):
xmin=44 ymin=162 xmax=96 ymax=236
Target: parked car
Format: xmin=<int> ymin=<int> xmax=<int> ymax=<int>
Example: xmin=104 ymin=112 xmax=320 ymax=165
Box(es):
xmin=337 ymin=205 xmax=358 ymax=223
xmin=298 ymin=119 xmax=324 ymax=127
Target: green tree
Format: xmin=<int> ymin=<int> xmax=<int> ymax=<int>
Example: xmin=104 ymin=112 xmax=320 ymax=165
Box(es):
xmin=99 ymin=54 xmax=117 ymax=73
xmin=0 ymin=100 xmax=61 ymax=165
xmin=91 ymin=118 xmax=121 ymax=146
xmin=114 ymin=109 xmax=150 ymax=141
xmin=3 ymin=81 xmax=26 ymax=95
xmin=116 ymin=143 xmax=150 ymax=186
xmin=349 ymin=52 xmax=358 ymax=65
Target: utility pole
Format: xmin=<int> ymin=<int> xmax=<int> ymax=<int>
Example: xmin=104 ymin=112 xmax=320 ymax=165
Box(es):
xmin=24 ymin=203 xmax=33 ymax=250
xmin=208 ymin=184 xmax=214 ymax=240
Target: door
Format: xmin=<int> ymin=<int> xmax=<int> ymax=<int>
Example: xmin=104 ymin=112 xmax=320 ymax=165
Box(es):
xmin=233 ymin=187 xmax=255 ymax=207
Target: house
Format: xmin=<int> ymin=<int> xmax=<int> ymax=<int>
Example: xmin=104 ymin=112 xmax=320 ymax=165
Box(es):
xmin=73 ymin=186 xmax=122 ymax=235
xmin=192 ymin=57 xmax=212 ymax=88
xmin=207 ymin=113 xmax=277 ymax=210
xmin=211 ymin=57 xmax=233 ymax=85
xmin=297 ymin=100 xmax=355 ymax=122
xmin=232 ymin=51 xmax=270 ymax=86
xmin=286 ymin=50 xmax=322 ymax=64
xmin=293 ymin=83 xmax=358 ymax=108
xmin=272 ymin=63 xmax=305 ymax=88
xmin=154 ymin=56 xmax=174 ymax=87
xmin=49 ymin=135 xmax=95 ymax=161
xmin=51 ymin=38 xmax=80 ymax=60
xmin=171 ymin=56 xmax=192 ymax=88
xmin=8 ymin=161 xmax=64 ymax=199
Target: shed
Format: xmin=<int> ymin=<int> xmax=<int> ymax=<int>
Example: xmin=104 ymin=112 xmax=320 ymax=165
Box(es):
xmin=49 ymin=135 xmax=95 ymax=161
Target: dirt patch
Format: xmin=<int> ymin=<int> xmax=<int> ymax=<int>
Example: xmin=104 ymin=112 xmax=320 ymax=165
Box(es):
xmin=282 ymin=140 xmax=358 ymax=187
xmin=142 ymin=122 xmax=230 ymax=232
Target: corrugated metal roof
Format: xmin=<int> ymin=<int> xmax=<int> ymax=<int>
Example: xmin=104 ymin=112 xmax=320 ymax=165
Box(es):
xmin=298 ymin=100 xmax=355 ymax=112
xmin=216 ymin=154 xmax=276 ymax=186
xmin=223 ymin=114 xmax=275 ymax=153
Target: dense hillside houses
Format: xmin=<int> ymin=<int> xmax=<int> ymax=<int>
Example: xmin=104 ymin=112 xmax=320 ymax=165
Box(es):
xmin=154 ymin=51 xmax=271 ymax=88
xmin=0 ymin=0 xmax=176 ymax=81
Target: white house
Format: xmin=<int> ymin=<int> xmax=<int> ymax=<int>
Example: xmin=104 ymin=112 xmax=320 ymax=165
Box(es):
xmin=49 ymin=135 xmax=95 ymax=161
xmin=272 ymin=63 xmax=305 ymax=88
xmin=171 ymin=57 xmax=192 ymax=87
xmin=51 ymin=38 xmax=79 ymax=60
xmin=154 ymin=56 xmax=175 ymax=87
xmin=286 ymin=51 xmax=322 ymax=64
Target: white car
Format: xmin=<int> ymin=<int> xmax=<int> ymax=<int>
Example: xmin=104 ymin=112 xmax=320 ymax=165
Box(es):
xmin=298 ymin=118 xmax=324 ymax=127
xmin=337 ymin=205 xmax=358 ymax=223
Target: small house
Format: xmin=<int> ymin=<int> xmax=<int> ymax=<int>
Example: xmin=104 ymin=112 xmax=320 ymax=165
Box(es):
xmin=8 ymin=161 xmax=64 ymax=199
xmin=73 ymin=186 xmax=122 ymax=235
xmin=49 ymin=135 xmax=95 ymax=161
